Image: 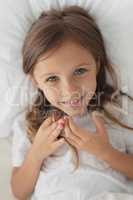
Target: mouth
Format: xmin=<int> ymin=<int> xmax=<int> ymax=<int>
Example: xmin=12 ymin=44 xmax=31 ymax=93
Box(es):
xmin=59 ymin=95 xmax=84 ymax=107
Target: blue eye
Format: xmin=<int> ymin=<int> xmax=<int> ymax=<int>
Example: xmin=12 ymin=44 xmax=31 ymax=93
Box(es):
xmin=46 ymin=76 xmax=58 ymax=82
xmin=45 ymin=68 xmax=88 ymax=83
xmin=74 ymin=68 xmax=88 ymax=75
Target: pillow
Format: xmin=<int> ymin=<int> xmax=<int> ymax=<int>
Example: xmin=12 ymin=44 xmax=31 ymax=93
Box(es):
xmin=0 ymin=0 xmax=37 ymax=138
xmin=1 ymin=0 xmax=133 ymax=137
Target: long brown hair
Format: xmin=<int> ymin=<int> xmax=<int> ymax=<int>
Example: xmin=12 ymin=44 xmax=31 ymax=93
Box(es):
xmin=22 ymin=5 xmax=133 ymax=169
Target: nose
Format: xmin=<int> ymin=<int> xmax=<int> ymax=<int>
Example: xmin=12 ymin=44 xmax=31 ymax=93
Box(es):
xmin=61 ymin=79 xmax=80 ymax=98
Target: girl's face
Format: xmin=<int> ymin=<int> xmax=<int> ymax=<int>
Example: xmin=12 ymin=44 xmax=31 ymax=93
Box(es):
xmin=33 ymin=40 xmax=97 ymax=117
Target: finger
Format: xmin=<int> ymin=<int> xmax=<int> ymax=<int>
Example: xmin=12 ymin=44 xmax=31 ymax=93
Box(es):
xmin=48 ymin=118 xmax=65 ymax=137
xmin=52 ymin=110 xmax=62 ymax=122
xmin=51 ymin=111 xmax=62 ymax=122
xmin=64 ymin=125 xmax=81 ymax=145
xmin=91 ymin=111 xmax=107 ymax=135
xmin=41 ymin=121 xmax=58 ymax=138
xmin=52 ymin=112 xmax=56 ymax=122
xmin=67 ymin=117 xmax=83 ymax=138
xmin=48 ymin=123 xmax=64 ymax=141
xmin=53 ymin=138 xmax=65 ymax=148
xmin=65 ymin=137 xmax=79 ymax=148
xmin=58 ymin=118 xmax=66 ymax=126
xmin=41 ymin=116 xmax=53 ymax=129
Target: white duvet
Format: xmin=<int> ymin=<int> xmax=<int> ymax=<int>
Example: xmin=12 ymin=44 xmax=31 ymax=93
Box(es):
xmin=90 ymin=192 xmax=133 ymax=200
xmin=12 ymin=111 xmax=133 ymax=200
xmin=30 ymin=169 xmax=133 ymax=200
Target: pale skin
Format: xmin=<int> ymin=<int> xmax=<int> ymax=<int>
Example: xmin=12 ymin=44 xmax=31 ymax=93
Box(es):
xmin=11 ymin=40 xmax=133 ymax=200
xmin=11 ymin=116 xmax=66 ymax=200
xmin=64 ymin=112 xmax=133 ymax=180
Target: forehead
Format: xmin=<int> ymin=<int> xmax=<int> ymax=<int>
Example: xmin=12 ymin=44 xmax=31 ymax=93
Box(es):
xmin=33 ymin=40 xmax=96 ymax=78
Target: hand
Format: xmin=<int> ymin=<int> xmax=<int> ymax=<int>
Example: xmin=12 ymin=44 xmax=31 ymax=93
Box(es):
xmin=64 ymin=112 xmax=113 ymax=160
xmin=31 ymin=116 xmax=65 ymax=163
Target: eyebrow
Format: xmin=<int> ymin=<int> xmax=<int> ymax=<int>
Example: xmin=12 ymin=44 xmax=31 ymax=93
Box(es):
xmin=40 ymin=62 xmax=92 ymax=78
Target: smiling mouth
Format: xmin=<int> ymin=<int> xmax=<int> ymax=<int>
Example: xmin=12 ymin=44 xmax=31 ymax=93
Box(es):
xmin=59 ymin=95 xmax=84 ymax=107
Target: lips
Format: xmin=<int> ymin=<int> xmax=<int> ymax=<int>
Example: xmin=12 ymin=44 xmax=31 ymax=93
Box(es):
xmin=60 ymin=95 xmax=83 ymax=106
xmin=64 ymin=98 xmax=81 ymax=105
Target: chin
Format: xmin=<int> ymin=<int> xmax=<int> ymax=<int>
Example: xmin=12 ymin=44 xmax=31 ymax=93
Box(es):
xmin=62 ymin=106 xmax=88 ymax=117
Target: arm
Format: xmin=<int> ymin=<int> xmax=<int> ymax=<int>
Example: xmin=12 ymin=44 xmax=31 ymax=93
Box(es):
xmin=101 ymin=147 xmax=133 ymax=180
xmin=11 ymin=116 xmax=65 ymax=200
xmin=11 ymin=147 xmax=43 ymax=200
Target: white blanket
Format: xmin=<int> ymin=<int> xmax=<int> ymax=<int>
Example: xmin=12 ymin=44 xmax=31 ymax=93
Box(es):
xmin=90 ymin=192 xmax=133 ymax=200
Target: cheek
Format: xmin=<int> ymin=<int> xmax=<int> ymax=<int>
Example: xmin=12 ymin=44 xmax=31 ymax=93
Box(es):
xmin=84 ymin=73 xmax=97 ymax=91
xmin=43 ymin=86 xmax=60 ymax=105
xmin=90 ymin=77 xmax=97 ymax=91
xmin=83 ymin=74 xmax=97 ymax=101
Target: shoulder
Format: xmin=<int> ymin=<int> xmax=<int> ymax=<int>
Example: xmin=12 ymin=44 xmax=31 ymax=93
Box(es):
xmin=103 ymin=100 xmax=133 ymax=153
xmin=11 ymin=110 xmax=31 ymax=145
xmin=102 ymin=102 xmax=124 ymax=128
xmin=11 ymin=110 xmax=31 ymax=167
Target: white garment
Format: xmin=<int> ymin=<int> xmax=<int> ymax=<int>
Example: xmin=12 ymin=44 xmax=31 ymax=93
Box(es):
xmin=11 ymin=109 xmax=133 ymax=200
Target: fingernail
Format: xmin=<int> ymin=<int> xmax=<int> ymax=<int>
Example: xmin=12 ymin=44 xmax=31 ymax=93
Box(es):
xmin=63 ymin=116 xmax=69 ymax=120
xmin=57 ymin=122 xmax=64 ymax=129
xmin=52 ymin=114 xmax=55 ymax=122
xmin=58 ymin=118 xmax=65 ymax=124
xmin=57 ymin=125 xmax=64 ymax=129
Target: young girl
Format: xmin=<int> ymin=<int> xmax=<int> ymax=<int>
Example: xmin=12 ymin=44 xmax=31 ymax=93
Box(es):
xmin=11 ymin=5 xmax=133 ymax=200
